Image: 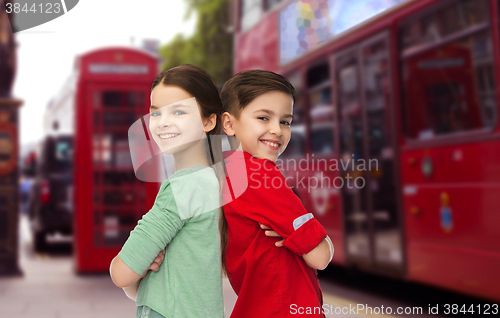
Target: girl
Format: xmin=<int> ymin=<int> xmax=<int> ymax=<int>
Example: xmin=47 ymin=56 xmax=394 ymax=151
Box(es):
xmin=110 ymin=64 xmax=225 ymax=318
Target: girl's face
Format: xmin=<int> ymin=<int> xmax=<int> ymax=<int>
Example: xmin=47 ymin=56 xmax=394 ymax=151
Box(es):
xmin=149 ymin=85 xmax=208 ymax=155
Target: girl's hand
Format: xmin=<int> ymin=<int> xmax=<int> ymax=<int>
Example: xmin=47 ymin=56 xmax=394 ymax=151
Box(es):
xmin=140 ymin=248 xmax=166 ymax=278
xmin=259 ymin=223 xmax=284 ymax=247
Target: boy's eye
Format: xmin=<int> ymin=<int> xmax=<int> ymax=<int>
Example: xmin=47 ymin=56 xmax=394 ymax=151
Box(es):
xmin=281 ymin=121 xmax=291 ymax=126
xmin=151 ymin=111 xmax=160 ymax=117
xmin=257 ymin=117 xmax=269 ymax=121
xmin=174 ymin=110 xmax=186 ymax=115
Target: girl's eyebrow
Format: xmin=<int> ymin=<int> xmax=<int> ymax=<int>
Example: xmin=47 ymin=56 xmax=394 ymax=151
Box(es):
xmin=253 ymin=108 xmax=293 ymax=120
xmin=149 ymin=104 xmax=189 ymax=111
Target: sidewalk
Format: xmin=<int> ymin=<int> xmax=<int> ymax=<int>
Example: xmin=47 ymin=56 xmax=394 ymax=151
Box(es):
xmin=0 ymin=215 xmax=366 ymax=318
xmin=0 ymin=215 xmax=238 ymax=318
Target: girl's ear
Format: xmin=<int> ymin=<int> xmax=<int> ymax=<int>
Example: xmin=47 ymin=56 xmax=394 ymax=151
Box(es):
xmin=203 ymin=113 xmax=217 ymax=133
xmin=221 ymin=112 xmax=236 ymax=136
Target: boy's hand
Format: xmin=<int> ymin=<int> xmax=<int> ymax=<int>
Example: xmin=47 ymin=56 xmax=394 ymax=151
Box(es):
xmin=140 ymin=247 xmax=166 ymax=278
xmin=260 ymin=223 xmax=284 ymax=247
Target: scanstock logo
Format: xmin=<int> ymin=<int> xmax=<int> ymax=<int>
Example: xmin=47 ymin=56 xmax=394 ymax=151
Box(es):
xmin=4 ymin=0 xmax=79 ymax=32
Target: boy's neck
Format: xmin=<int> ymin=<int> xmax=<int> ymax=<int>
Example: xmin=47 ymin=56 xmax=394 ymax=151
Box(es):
xmin=225 ymin=150 xmax=277 ymax=163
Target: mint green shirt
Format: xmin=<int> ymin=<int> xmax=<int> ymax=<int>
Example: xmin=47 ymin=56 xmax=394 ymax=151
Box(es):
xmin=119 ymin=165 xmax=224 ymax=318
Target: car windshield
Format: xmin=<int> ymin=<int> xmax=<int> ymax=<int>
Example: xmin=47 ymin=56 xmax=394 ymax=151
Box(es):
xmin=46 ymin=138 xmax=73 ymax=173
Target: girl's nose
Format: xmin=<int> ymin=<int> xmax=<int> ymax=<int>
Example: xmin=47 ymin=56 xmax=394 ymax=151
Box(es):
xmin=158 ymin=114 xmax=171 ymax=127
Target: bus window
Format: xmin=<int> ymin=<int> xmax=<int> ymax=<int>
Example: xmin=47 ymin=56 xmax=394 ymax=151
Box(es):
xmin=281 ymin=71 xmax=305 ymax=158
xmin=264 ymin=0 xmax=284 ymax=11
xmin=401 ymin=0 xmax=488 ymax=50
xmin=241 ymin=0 xmax=261 ymax=32
xmin=308 ymin=63 xmax=334 ymax=155
xmin=310 ymin=90 xmax=333 ymax=154
xmin=336 ymin=51 xmax=370 ymax=260
xmin=338 ymin=62 xmax=363 ymax=160
xmin=363 ymin=41 xmax=391 ymax=156
xmin=362 ymin=37 xmax=401 ymax=265
xmin=400 ymin=0 xmax=496 ymax=139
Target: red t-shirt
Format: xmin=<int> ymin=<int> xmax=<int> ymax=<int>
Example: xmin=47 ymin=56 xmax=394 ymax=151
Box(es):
xmin=223 ymin=151 xmax=327 ymax=318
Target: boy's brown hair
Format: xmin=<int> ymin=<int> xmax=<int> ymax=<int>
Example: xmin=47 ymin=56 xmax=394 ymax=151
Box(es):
xmin=220 ymin=69 xmax=295 ymax=118
xmin=219 ymin=69 xmax=295 ymax=276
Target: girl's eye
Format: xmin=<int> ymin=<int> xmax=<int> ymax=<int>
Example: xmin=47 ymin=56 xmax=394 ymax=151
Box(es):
xmin=174 ymin=110 xmax=186 ymax=115
xmin=281 ymin=121 xmax=291 ymax=126
xmin=151 ymin=111 xmax=160 ymax=117
xmin=258 ymin=117 xmax=269 ymax=121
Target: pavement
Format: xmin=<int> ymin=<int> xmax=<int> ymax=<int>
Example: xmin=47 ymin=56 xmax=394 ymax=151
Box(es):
xmin=0 ymin=215 xmax=238 ymax=318
xmin=0 ymin=215 xmax=371 ymax=318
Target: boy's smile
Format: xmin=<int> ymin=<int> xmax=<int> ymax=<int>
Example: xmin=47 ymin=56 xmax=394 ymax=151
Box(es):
xmin=223 ymin=91 xmax=293 ymax=162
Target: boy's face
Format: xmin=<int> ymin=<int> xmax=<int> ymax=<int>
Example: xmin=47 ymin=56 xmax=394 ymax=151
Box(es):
xmin=223 ymin=91 xmax=293 ymax=162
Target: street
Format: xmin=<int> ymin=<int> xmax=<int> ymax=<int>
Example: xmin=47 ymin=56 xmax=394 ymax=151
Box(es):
xmin=0 ymin=215 xmax=479 ymax=317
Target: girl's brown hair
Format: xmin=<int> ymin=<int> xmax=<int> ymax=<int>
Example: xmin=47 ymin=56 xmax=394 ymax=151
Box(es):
xmin=151 ymin=64 xmax=227 ymax=273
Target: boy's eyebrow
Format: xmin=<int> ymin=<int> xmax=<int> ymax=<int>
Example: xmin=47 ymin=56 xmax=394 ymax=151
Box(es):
xmin=254 ymin=108 xmax=293 ymax=119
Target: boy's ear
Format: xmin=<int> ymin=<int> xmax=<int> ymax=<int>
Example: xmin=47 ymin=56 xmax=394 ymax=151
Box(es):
xmin=221 ymin=112 xmax=236 ymax=136
xmin=203 ymin=113 xmax=217 ymax=133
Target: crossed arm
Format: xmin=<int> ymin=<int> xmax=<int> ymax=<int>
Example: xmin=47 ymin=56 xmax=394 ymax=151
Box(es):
xmin=261 ymin=224 xmax=334 ymax=270
xmin=109 ymin=249 xmax=165 ymax=300
xmin=110 ymin=224 xmax=333 ymax=302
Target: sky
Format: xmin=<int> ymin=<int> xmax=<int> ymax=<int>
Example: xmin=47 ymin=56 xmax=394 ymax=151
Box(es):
xmin=13 ymin=0 xmax=196 ymax=148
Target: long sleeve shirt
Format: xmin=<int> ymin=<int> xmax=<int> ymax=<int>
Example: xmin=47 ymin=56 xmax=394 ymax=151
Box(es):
xmin=223 ymin=151 xmax=326 ymax=318
xmin=119 ymin=165 xmax=224 ymax=318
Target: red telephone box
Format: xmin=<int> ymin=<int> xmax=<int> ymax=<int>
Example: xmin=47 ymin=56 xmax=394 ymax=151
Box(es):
xmin=73 ymin=48 xmax=159 ymax=272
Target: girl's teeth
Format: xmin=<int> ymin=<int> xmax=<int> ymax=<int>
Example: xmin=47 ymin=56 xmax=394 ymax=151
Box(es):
xmin=159 ymin=134 xmax=179 ymax=139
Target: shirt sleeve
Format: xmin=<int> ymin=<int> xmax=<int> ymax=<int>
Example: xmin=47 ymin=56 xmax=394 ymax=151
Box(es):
xmin=118 ymin=181 xmax=186 ymax=275
xmin=242 ymin=159 xmax=326 ymax=256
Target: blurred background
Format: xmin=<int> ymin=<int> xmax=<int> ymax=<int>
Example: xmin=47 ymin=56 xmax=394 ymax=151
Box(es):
xmin=1 ymin=0 xmax=499 ymax=317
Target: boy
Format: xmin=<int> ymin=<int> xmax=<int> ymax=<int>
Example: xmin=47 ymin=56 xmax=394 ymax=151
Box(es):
xmin=220 ymin=70 xmax=334 ymax=317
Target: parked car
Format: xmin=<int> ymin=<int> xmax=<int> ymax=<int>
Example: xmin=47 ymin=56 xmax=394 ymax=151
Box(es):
xmin=28 ymin=135 xmax=73 ymax=251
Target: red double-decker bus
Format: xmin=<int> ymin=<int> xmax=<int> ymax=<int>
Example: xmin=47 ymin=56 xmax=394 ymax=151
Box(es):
xmin=232 ymin=0 xmax=500 ymax=301
xmin=44 ymin=47 xmax=159 ymax=272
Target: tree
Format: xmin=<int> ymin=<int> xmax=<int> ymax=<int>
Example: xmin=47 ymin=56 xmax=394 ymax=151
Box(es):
xmin=159 ymin=0 xmax=233 ymax=85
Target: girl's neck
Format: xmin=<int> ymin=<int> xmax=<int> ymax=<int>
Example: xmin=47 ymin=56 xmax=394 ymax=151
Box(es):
xmin=173 ymin=139 xmax=211 ymax=172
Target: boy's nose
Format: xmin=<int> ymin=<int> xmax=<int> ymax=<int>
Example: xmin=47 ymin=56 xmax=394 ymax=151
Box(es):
xmin=269 ymin=121 xmax=282 ymax=136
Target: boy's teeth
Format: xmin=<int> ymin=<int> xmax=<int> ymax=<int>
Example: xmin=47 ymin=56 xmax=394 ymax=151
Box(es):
xmin=159 ymin=133 xmax=179 ymax=139
xmin=262 ymin=141 xmax=279 ymax=147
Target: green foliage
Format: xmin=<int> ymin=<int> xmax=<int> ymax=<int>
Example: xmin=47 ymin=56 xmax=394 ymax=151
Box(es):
xmin=160 ymin=0 xmax=233 ymax=85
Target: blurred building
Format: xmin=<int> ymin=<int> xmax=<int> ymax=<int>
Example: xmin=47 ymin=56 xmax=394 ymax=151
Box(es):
xmin=0 ymin=0 xmax=22 ymax=276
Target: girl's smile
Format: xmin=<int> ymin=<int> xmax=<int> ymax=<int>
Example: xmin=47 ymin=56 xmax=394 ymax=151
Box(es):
xmin=158 ymin=133 xmax=180 ymax=140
